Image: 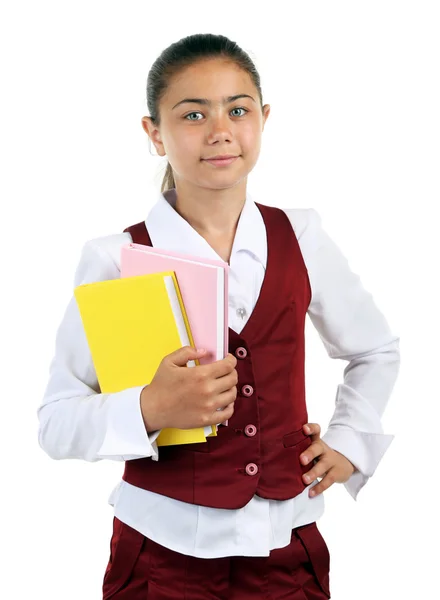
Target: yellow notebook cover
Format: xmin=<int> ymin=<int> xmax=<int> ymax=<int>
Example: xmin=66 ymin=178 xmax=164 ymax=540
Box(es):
xmin=74 ymin=271 xmax=213 ymax=446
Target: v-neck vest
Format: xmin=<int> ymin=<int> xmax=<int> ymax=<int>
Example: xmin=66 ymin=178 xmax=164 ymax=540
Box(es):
xmin=122 ymin=202 xmax=313 ymax=509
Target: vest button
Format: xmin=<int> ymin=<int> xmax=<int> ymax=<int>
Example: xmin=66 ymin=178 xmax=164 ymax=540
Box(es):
xmin=235 ymin=346 xmax=248 ymax=359
xmin=244 ymin=424 xmax=257 ymax=437
xmin=245 ymin=463 xmax=258 ymax=476
xmin=241 ymin=385 xmax=254 ymax=397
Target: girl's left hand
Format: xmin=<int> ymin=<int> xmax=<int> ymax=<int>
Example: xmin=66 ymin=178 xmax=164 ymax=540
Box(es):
xmin=300 ymin=423 xmax=357 ymax=497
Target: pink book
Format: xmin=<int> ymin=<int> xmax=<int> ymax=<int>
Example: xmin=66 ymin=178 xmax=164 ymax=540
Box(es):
xmin=120 ymin=243 xmax=230 ymax=428
xmin=120 ymin=243 xmax=229 ymax=363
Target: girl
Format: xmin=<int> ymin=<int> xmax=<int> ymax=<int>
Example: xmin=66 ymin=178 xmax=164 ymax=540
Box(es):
xmin=37 ymin=33 xmax=400 ymax=599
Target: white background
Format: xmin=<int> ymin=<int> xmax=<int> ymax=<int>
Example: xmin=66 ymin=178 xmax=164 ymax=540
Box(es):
xmin=1 ymin=1 xmax=439 ymax=598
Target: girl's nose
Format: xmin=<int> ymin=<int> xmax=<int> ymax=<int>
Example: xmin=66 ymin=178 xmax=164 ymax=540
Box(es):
xmin=207 ymin=115 xmax=233 ymax=143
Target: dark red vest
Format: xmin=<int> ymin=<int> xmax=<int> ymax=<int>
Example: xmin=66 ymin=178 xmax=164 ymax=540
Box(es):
xmin=122 ymin=202 xmax=313 ymax=509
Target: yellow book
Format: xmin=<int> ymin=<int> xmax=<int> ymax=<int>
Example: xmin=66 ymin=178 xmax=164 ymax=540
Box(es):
xmin=74 ymin=271 xmax=211 ymax=446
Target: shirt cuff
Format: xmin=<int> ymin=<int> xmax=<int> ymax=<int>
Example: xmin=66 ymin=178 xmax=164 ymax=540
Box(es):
xmin=321 ymin=426 xmax=395 ymax=500
xmin=96 ymin=385 xmax=161 ymax=461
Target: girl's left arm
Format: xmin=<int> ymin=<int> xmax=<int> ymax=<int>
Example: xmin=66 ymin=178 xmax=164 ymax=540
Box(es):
xmin=290 ymin=208 xmax=401 ymax=501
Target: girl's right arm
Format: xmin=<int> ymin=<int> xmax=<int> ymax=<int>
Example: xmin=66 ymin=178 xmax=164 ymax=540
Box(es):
xmin=37 ymin=238 xmax=162 ymax=463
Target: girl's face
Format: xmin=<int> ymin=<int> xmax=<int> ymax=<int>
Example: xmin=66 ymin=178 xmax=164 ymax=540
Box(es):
xmin=142 ymin=58 xmax=270 ymax=190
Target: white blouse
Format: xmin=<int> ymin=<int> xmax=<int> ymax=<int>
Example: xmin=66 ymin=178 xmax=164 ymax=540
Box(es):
xmin=37 ymin=188 xmax=400 ymax=558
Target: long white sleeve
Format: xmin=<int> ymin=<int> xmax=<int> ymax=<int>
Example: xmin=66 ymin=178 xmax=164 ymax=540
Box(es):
xmin=37 ymin=239 xmax=161 ymax=462
xmin=294 ymin=208 xmax=400 ymax=500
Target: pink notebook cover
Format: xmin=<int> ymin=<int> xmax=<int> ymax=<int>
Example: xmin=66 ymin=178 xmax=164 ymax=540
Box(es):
xmin=120 ymin=243 xmax=229 ymax=365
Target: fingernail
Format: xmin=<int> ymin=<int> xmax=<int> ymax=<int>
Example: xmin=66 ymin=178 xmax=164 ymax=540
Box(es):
xmin=302 ymin=455 xmax=309 ymax=464
xmin=304 ymin=475 xmax=310 ymax=483
xmin=309 ymin=490 xmax=316 ymax=497
xmin=304 ymin=425 xmax=310 ymax=433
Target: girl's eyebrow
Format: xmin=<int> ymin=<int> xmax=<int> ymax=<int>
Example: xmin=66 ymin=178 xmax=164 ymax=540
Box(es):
xmin=172 ymin=94 xmax=256 ymax=110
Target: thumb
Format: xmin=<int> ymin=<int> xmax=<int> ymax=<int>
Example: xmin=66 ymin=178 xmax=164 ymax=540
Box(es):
xmin=169 ymin=345 xmax=206 ymax=367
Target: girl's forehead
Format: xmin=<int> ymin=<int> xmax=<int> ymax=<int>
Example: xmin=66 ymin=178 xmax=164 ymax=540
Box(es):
xmin=163 ymin=61 xmax=255 ymax=104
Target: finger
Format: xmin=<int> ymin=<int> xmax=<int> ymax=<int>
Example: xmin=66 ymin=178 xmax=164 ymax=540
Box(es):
xmin=214 ymin=370 xmax=238 ymax=395
xmin=214 ymin=394 xmax=235 ymax=418
xmin=227 ymin=352 xmax=238 ymax=367
xmin=216 ymin=386 xmax=237 ymax=411
xmin=308 ymin=469 xmax=337 ymax=497
xmin=199 ymin=355 xmax=236 ymax=379
xmin=302 ymin=454 xmax=330 ymax=484
xmin=303 ymin=423 xmax=321 ymax=437
xmin=300 ymin=439 xmax=325 ymax=467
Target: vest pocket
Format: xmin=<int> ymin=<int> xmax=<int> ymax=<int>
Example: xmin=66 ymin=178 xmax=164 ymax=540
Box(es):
xmin=283 ymin=427 xmax=311 ymax=451
xmin=102 ymin=517 xmax=145 ymax=599
xmin=294 ymin=522 xmax=331 ymax=598
xmin=283 ymin=428 xmax=313 ymax=480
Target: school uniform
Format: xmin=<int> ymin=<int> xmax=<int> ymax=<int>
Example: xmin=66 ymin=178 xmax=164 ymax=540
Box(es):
xmin=37 ymin=188 xmax=400 ymax=599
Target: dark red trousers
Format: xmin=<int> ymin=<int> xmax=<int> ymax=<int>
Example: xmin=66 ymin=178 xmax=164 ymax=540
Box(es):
xmin=102 ymin=517 xmax=331 ymax=599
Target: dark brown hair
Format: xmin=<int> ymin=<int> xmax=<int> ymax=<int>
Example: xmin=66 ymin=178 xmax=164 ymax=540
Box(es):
xmin=145 ymin=33 xmax=264 ymax=192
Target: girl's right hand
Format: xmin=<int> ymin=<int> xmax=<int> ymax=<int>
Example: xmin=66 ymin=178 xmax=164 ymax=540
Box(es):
xmin=140 ymin=346 xmax=238 ymax=432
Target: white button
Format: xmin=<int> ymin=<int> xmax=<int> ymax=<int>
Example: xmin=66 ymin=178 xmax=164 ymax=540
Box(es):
xmin=236 ymin=307 xmax=247 ymax=319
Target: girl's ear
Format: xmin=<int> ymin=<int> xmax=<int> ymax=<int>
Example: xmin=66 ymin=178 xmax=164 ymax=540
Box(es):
xmin=262 ymin=104 xmax=271 ymax=130
xmin=141 ymin=116 xmax=166 ymax=157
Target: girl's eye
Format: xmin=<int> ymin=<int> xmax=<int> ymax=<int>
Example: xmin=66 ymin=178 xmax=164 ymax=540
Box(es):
xmin=230 ymin=107 xmax=248 ymax=117
xmin=185 ymin=112 xmax=203 ymax=121
xmin=184 ymin=107 xmax=249 ymax=121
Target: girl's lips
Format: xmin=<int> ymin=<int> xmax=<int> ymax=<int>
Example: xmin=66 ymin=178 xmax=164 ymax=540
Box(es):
xmin=203 ymin=156 xmax=239 ymax=166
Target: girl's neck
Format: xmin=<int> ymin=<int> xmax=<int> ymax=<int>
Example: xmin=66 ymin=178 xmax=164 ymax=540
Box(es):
xmin=172 ymin=180 xmax=247 ymax=238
